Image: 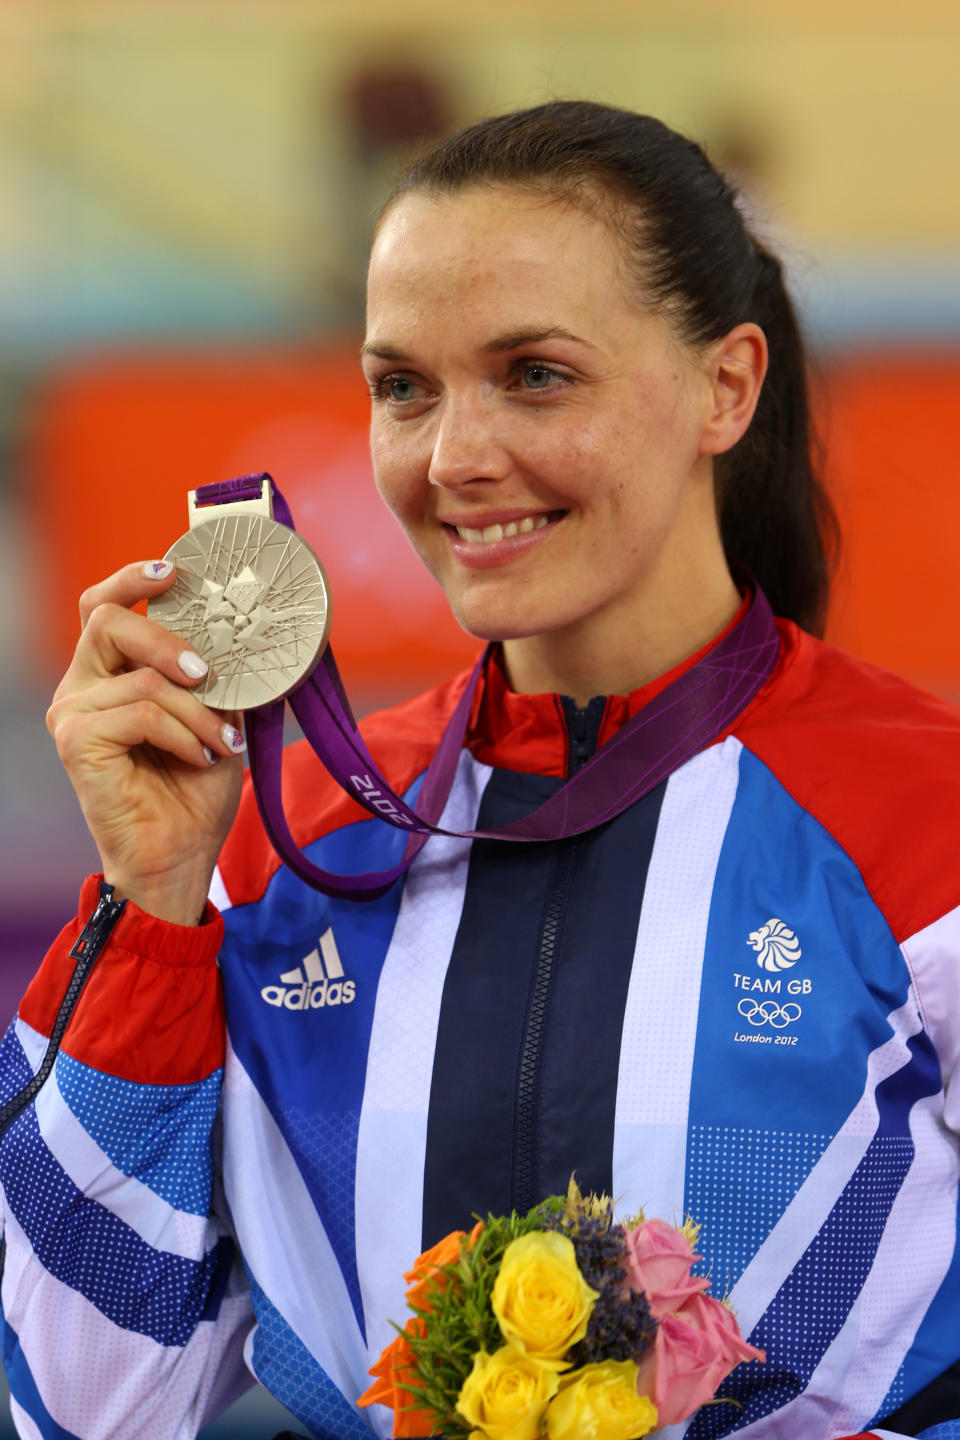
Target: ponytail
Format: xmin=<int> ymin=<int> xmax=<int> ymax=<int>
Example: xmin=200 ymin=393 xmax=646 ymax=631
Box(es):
xmin=716 ymin=247 xmax=838 ymax=635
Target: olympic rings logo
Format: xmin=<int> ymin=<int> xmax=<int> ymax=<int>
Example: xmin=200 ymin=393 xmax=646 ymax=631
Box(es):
xmin=737 ymin=998 xmax=802 ymax=1029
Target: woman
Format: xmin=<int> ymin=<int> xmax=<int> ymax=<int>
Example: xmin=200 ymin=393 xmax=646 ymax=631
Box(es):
xmin=4 ymin=101 xmax=959 ymax=1440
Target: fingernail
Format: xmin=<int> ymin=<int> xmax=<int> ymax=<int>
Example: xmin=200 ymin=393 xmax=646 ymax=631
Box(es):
xmin=144 ymin=559 xmax=173 ymax=580
xmin=202 ymin=745 xmax=219 ymax=766
xmin=178 ymin=650 xmax=209 ymax=679
xmin=221 ymin=723 xmax=246 ymax=754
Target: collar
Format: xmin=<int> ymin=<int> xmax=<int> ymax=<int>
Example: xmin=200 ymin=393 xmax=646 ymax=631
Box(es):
xmin=466 ymin=591 xmax=752 ymax=778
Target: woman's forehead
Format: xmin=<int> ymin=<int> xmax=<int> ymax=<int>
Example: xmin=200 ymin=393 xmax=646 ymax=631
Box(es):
xmin=365 ymin=186 xmax=643 ymax=345
xmin=370 ymin=184 xmax=616 ymax=269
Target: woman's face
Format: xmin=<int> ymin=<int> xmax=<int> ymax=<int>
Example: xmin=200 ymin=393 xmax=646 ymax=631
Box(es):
xmin=363 ymin=185 xmax=730 ymax=656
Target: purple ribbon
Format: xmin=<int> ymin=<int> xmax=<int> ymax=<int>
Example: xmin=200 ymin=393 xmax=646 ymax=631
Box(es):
xmin=201 ymin=475 xmax=781 ymax=901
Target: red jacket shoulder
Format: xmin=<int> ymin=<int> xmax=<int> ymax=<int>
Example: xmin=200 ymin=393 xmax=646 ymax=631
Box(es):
xmin=217 ymin=668 xmax=473 ymax=907
xmin=731 ymin=621 xmax=960 ymax=941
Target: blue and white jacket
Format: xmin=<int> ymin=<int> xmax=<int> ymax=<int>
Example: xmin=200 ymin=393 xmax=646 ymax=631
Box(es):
xmin=2 ymin=619 xmax=960 ymax=1440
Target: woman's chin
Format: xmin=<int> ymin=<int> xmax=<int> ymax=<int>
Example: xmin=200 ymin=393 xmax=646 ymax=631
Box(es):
xmin=440 ymin=567 xmax=601 ymax=647
xmin=448 ymin=602 xmax=568 ymax=647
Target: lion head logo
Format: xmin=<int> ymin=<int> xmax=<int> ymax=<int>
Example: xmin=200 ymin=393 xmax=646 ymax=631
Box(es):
xmin=747 ymin=918 xmax=802 ymax=973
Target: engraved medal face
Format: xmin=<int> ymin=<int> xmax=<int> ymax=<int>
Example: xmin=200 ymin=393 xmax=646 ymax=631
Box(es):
xmin=147 ymin=512 xmax=331 ymax=710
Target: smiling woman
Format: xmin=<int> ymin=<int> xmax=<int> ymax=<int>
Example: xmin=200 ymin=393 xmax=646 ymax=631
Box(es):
xmin=4 ymin=100 xmax=960 ymax=1440
xmin=363 ymin=183 xmax=763 ymax=700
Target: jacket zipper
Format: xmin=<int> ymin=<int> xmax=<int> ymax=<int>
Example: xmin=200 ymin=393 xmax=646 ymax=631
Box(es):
xmin=0 ymin=883 xmax=126 ymax=1143
xmin=511 ymin=695 xmax=607 ymax=1214
xmin=0 ymin=883 xmax=125 ymax=1290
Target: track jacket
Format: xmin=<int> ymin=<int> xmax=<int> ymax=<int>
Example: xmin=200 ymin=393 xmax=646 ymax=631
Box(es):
xmin=2 ymin=618 xmax=960 ymax=1440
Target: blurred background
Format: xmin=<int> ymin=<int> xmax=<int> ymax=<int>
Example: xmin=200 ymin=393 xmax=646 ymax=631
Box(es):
xmin=0 ymin=0 xmax=957 ymax=1433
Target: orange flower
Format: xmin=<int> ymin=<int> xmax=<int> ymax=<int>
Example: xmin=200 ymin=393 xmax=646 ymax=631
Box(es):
xmin=404 ymin=1220 xmax=485 ymax=1313
xmin=357 ymin=1317 xmax=434 ymax=1438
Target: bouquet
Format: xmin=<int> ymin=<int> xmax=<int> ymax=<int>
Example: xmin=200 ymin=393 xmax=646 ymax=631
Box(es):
xmin=358 ymin=1180 xmax=764 ymax=1439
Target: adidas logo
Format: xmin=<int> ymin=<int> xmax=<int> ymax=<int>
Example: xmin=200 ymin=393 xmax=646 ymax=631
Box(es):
xmin=260 ymin=927 xmax=356 ymax=1010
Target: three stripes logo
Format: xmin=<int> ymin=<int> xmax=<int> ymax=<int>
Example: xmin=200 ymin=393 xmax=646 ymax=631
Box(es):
xmin=260 ymin=927 xmax=356 ymax=1010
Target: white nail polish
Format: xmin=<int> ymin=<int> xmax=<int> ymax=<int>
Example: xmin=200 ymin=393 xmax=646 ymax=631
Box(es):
xmin=202 ymin=745 xmax=218 ymax=765
xmin=178 ymin=650 xmax=208 ymax=679
xmin=222 ymin=723 xmax=246 ymax=753
xmin=143 ymin=559 xmax=173 ymax=580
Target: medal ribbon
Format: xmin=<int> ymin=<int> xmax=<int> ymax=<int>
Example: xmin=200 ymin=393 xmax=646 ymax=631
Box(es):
xmin=195 ymin=475 xmax=782 ymax=901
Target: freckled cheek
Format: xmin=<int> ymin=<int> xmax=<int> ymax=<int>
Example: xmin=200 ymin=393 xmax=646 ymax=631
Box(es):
xmin=370 ymin=437 xmax=428 ymax=524
xmin=373 ymin=478 xmax=441 ymax=571
xmin=544 ymin=423 xmax=606 ymax=490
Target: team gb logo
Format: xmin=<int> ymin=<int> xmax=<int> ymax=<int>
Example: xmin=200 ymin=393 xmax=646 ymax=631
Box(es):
xmin=747 ymin=918 xmax=802 ymax=972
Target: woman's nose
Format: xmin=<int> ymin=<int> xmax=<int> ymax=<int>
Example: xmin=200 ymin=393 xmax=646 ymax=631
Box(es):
xmin=427 ymin=395 xmax=513 ymax=489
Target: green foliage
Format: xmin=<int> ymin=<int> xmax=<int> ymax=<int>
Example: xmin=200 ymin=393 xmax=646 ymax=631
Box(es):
xmin=399 ymin=1208 xmax=545 ymax=1436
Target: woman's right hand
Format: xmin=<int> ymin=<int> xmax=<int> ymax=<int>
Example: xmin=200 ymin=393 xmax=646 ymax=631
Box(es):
xmin=46 ymin=561 xmax=248 ymax=925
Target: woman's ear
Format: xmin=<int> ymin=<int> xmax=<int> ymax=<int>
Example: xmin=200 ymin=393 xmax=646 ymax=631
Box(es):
xmin=698 ymin=323 xmax=768 ymax=456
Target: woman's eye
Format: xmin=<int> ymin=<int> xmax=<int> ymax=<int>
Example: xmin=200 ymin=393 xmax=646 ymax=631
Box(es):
xmin=519 ymin=363 xmax=562 ymax=392
xmin=371 ymin=375 xmax=423 ymax=404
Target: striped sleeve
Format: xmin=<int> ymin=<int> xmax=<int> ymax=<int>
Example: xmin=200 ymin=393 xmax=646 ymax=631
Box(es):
xmin=0 ymin=877 xmax=254 ymax=1440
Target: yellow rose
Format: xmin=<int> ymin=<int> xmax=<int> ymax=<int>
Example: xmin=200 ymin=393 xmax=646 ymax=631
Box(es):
xmin=491 ymin=1232 xmax=598 ymax=1366
xmin=546 ymin=1361 xmax=658 ymax=1440
xmin=455 ymin=1344 xmax=559 ymax=1440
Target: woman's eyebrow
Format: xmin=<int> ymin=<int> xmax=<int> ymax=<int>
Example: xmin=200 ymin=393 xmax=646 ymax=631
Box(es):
xmin=359 ymin=340 xmax=407 ymax=361
xmin=482 ymin=326 xmax=597 ymax=353
xmin=360 ymin=327 xmax=597 ymax=361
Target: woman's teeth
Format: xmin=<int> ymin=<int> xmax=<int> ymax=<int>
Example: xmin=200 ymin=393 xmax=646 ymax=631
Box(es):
xmin=454 ymin=515 xmax=551 ymax=544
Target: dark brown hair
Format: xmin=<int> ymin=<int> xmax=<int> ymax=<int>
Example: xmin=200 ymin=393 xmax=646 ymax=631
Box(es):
xmin=382 ymin=99 xmax=837 ymax=633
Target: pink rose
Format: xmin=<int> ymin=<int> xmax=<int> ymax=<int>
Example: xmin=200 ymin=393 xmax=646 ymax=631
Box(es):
xmin=622 ymin=1220 xmax=709 ymax=1317
xmin=679 ymin=1291 xmax=766 ymax=1371
xmin=633 ymin=1293 xmax=765 ymax=1428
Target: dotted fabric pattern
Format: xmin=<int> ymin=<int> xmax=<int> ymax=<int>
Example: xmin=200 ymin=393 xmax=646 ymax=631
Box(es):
xmin=875 ymin=1358 xmax=908 ymax=1421
xmin=54 ymin=1051 xmax=220 ymax=1217
xmin=918 ymin=1423 xmax=960 ymax=1439
xmin=685 ymin=1022 xmax=942 ymax=1438
xmin=247 ymin=1271 xmax=372 ymax=1440
xmin=3 ymin=1313 xmax=85 ymax=1440
xmin=0 ymin=1022 xmax=34 ymax=1107
xmin=687 ymin=1131 xmax=916 ymax=1437
xmin=686 ymin=1124 xmax=833 ymax=1289
xmin=0 ymin=1102 xmax=233 ymax=1346
xmin=280 ymin=1105 xmax=364 ymax=1335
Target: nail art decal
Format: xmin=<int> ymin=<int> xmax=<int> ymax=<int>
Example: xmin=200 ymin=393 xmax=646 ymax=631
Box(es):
xmin=221 ymin=723 xmax=246 ymax=753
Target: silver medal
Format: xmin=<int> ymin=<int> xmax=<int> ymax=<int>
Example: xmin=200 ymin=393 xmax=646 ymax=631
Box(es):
xmin=148 ymin=488 xmax=331 ymax=711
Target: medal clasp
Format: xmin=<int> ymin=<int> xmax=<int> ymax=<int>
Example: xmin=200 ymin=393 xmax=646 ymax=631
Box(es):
xmin=187 ymin=476 xmax=274 ymax=528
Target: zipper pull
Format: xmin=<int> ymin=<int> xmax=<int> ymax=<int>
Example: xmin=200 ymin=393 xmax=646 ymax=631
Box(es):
xmin=570 ymin=706 xmax=591 ymax=772
xmin=563 ymin=694 xmax=607 ymax=776
xmin=70 ymin=883 xmax=127 ymax=961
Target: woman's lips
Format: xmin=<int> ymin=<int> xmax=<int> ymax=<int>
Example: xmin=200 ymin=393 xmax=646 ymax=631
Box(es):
xmin=452 ymin=514 xmax=552 ymax=544
xmin=443 ymin=510 xmax=566 ymax=567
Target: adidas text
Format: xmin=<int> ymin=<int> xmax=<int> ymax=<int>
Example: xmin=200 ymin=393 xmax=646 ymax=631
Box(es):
xmin=261 ymin=927 xmax=356 ymax=1010
xmin=261 ymin=978 xmax=355 ymax=1010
